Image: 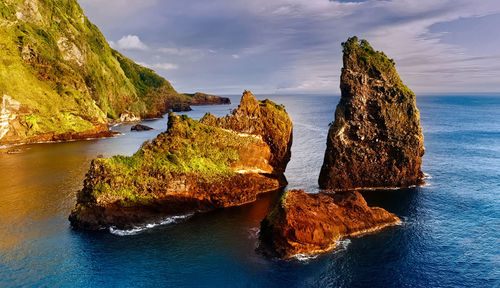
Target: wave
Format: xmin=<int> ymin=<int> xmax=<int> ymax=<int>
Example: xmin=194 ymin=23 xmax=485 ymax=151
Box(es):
xmin=109 ymin=213 xmax=193 ymax=236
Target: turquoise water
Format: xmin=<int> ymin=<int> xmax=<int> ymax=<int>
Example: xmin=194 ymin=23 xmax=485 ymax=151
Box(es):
xmin=0 ymin=95 xmax=499 ymax=287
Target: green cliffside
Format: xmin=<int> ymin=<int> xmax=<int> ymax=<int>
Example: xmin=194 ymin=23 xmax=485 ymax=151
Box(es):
xmin=0 ymin=0 xmax=204 ymax=144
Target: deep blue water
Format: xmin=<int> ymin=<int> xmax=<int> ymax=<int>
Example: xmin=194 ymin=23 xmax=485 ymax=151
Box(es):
xmin=0 ymin=94 xmax=499 ymax=287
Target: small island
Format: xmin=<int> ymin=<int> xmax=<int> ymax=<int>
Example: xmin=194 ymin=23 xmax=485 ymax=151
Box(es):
xmin=69 ymin=91 xmax=292 ymax=230
xmin=259 ymin=190 xmax=399 ymax=259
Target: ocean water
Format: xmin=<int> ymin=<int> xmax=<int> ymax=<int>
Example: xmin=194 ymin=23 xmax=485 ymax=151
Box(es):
xmin=0 ymin=94 xmax=499 ymax=287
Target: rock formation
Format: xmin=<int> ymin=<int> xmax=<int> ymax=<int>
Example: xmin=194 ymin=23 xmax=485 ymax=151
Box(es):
xmin=0 ymin=0 xmax=228 ymax=145
xmin=69 ymin=91 xmax=293 ymax=230
xmin=259 ymin=190 xmax=399 ymax=259
xmin=319 ymin=37 xmax=424 ymax=190
xmin=131 ymin=124 xmax=153 ymax=131
xmin=171 ymin=102 xmax=193 ymax=112
xmin=186 ymin=92 xmax=231 ymax=105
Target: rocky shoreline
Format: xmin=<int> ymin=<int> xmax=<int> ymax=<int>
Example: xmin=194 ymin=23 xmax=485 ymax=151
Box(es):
xmin=0 ymin=94 xmax=230 ymax=147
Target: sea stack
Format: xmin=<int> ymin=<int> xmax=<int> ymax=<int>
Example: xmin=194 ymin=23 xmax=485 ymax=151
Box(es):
xmin=69 ymin=91 xmax=293 ymax=230
xmin=259 ymin=190 xmax=399 ymax=259
xmin=319 ymin=37 xmax=425 ymax=190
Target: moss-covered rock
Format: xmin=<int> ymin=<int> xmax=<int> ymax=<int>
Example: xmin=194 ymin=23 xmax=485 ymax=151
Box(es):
xmin=69 ymin=91 xmax=293 ymax=230
xmin=318 ymin=37 xmax=425 ymax=190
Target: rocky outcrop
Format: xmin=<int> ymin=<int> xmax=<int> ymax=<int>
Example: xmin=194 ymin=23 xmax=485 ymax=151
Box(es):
xmin=259 ymin=190 xmax=399 ymax=259
xmin=0 ymin=94 xmax=115 ymax=145
xmin=186 ymin=92 xmax=231 ymax=105
xmin=69 ymin=91 xmax=293 ymax=230
xmin=0 ymin=95 xmax=22 ymax=141
xmin=319 ymin=37 xmax=425 ymax=190
xmin=200 ymin=91 xmax=292 ymax=175
xmin=171 ymin=102 xmax=192 ymax=112
xmin=131 ymin=124 xmax=153 ymax=131
xmin=119 ymin=111 xmax=141 ymax=123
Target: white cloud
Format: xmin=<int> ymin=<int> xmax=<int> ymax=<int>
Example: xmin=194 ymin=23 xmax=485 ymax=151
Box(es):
xmin=232 ymin=54 xmax=240 ymax=59
xmin=158 ymin=47 xmax=205 ymax=61
xmin=137 ymin=62 xmax=178 ymax=70
xmin=115 ymin=35 xmax=148 ymax=51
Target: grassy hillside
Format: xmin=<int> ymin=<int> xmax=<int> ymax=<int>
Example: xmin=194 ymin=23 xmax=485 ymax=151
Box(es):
xmin=0 ymin=0 xmax=186 ymax=141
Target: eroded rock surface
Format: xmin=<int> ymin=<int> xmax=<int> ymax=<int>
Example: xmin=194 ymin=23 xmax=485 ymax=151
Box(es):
xmin=319 ymin=37 xmax=424 ymax=190
xmin=259 ymin=189 xmax=399 ymax=259
xmin=69 ymin=91 xmax=293 ymax=230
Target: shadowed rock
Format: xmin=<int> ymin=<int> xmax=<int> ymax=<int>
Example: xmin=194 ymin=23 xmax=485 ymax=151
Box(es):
xmin=131 ymin=124 xmax=153 ymax=131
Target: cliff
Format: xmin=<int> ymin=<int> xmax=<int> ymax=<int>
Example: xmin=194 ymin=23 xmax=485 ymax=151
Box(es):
xmin=259 ymin=190 xmax=399 ymax=259
xmin=318 ymin=37 xmax=425 ymax=190
xmin=0 ymin=0 xmax=227 ymax=145
xmin=69 ymin=91 xmax=293 ymax=230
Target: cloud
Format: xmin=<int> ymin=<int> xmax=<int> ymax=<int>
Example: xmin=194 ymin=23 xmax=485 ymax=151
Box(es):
xmin=114 ymin=35 xmax=148 ymax=51
xmin=137 ymin=62 xmax=179 ymax=71
xmin=157 ymin=47 xmax=206 ymax=61
xmin=80 ymin=0 xmax=500 ymax=94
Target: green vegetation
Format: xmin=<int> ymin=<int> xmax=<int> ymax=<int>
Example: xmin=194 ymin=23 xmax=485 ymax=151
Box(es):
xmin=0 ymin=0 xmax=183 ymax=139
xmin=342 ymin=36 xmax=415 ymax=100
xmin=87 ymin=113 xmax=264 ymax=204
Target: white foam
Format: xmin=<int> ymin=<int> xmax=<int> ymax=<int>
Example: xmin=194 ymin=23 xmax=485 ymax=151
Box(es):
xmin=336 ymin=239 xmax=351 ymax=249
xmin=109 ymin=214 xmax=193 ymax=236
xmin=293 ymin=253 xmax=319 ymax=262
xmin=291 ymin=239 xmax=351 ymax=262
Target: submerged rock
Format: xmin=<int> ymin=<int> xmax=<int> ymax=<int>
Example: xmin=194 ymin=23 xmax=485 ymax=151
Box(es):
xmin=131 ymin=124 xmax=153 ymax=131
xmin=259 ymin=190 xmax=399 ymax=259
xmin=319 ymin=37 xmax=425 ymax=190
xmin=69 ymin=91 xmax=293 ymax=230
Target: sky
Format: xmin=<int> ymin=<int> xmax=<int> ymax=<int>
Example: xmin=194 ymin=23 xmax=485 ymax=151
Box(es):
xmin=79 ymin=0 xmax=500 ymax=95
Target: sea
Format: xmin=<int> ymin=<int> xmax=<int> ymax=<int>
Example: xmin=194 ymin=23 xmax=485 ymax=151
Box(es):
xmin=0 ymin=94 xmax=499 ymax=287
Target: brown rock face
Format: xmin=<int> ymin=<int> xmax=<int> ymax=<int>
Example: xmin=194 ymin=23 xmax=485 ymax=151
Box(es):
xmin=200 ymin=91 xmax=293 ymax=175
xmin=69 ymin=91 xmax=293 ymax=230
xmin=259 ymin=190 xmax=399 ymax=259
xmin=319 ymin=37 xmax=424 ymax=190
